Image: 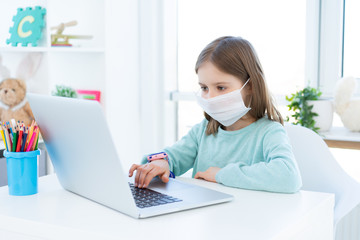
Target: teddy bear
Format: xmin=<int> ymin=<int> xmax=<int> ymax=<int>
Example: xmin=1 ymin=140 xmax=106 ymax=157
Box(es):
xmin=0 ymin=53 xmax=42 ymax=126
xmin=334 ymin=76 xmax=360 ymax=132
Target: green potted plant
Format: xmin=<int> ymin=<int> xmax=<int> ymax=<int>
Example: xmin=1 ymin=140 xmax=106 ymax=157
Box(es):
xmin=51 ymin=85 xmax=78 ymax=98
xmin=286 ymin=86 xmax=328 ymax=133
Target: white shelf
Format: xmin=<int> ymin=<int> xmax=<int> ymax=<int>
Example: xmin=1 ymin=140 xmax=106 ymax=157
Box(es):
xmin=0 ymin=47 xmax=48 ymax=52
xmin=48 ymin=47 xmax=105 ymax=53
xmin=0 ymin=47 xmax=105 ymax=53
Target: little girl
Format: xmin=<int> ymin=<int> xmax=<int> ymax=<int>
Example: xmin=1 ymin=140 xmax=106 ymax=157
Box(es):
xmin=129 ymin=36 xmax=302 ymax=193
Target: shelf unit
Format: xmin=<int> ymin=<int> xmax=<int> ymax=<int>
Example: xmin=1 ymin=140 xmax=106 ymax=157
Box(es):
xmin=0 ymin=0 xmax=106 ymax=98
xmin=0 ymin=0 xmax=145 ymax=169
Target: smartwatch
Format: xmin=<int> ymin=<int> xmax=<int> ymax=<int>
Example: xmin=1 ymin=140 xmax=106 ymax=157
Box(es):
xmin=147 ymin=152 xmax=175 ymax=178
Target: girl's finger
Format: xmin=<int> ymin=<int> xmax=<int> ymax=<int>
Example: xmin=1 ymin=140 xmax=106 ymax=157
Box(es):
xmin=160 ymin=170 xmax=170 ymax=183
xmin=134 ymin=166 xmax=144 ymax=187
xmin=128 ymin=164 xmax=140 ymax=177
xmin=143 ymin=168 xmax=159 ymax=188
xmin=137 ymin=165 xmax=152 ymax=188
xmin=194 ymin=172 xmax=202 ymax=179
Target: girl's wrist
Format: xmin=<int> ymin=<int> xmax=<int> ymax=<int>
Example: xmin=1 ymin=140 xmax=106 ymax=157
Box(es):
xmin=147 ymin=152 xmax=175 ymax=178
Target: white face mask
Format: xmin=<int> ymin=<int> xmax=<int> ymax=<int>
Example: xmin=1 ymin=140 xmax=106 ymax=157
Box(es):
xmin=196 ymin=78 xmax=251 ymax=127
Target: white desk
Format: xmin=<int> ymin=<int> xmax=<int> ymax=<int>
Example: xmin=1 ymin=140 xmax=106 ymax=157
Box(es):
xmin=0 ymin=175 xmax=334 ymax=240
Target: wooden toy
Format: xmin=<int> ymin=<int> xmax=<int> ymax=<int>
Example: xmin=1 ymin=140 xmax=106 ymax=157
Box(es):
xmin=50 ymin=20 xmax=93 ymax=46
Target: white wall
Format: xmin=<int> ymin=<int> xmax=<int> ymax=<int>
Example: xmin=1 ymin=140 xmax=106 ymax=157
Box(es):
xmin=138 ymin=0 xmax=177 ymax=156
xmin=104 ymin=0 xmax=141 ymax=171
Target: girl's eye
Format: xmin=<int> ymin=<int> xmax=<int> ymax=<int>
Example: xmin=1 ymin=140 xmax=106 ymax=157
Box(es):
xmin=200 ymin=86 xmax=208 ymax=91
xmin=217 ymin=86 xmax=225 ymax=91
xmin=11 ymin=89 xmax=15 ymax=92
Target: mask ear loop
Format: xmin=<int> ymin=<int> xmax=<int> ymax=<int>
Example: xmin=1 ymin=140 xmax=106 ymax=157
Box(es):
xmin=240 ymin=78 xmax=252 ymax=108
xmin=239 ymin=78 xmax=250 ymax=91
xmin=247 ymin=96 xmax=252 ymax=108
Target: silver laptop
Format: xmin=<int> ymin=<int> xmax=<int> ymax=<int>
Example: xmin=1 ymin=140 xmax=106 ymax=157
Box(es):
xmin=27 ymin=94 xmax=233 ymax=219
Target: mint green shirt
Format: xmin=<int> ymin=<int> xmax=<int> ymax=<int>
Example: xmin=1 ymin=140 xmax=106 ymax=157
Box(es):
xmin=144 ymin=118 xmax=302 ymax=193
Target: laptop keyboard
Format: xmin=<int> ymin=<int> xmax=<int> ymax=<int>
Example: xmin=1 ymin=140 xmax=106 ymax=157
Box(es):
xmin=129 ymin=183 xmax=183 ymax=209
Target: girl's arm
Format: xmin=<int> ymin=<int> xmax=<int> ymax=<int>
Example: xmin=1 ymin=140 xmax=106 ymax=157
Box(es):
xmin=215 ymin=127 xmax=302 ymax=193
xmin=132 ymin=121 xmax=203 ymax=188
xmin=140 ymin=120 xmax=207 ymax=176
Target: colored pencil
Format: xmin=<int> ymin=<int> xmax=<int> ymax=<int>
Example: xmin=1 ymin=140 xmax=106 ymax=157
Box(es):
xmin=16 ymin=125 xmax=23 ymax=152
xmin=26 ymin=123 xmax=35 ymax=150
xmin=30 ymin=128 xmax=39 ymax=151
xmin=3 ymin=123 xmax=12 ymax=152
xmin=21 ymin=127 xmax=28 ymax=152
xmin=26 ymin=126 xmax=37 ymax=152
xmin=0 ymin=125 xmax=8 ymax=152
xmin=6 ymin=122 xmax=13 ymax=143
xmin=7 ymin=121 xmax=12 ymax=133
xmin=34 ymin=131 xmax=40 ymax=150
xmin=11 ymin=119 xmax=16 ymax=130
xmin=11 ymin=126 xmax=18 ymax=152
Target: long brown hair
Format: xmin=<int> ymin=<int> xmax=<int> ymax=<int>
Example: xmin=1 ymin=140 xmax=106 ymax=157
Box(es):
xmin=195 ymin=36 xmax=283 ymax=135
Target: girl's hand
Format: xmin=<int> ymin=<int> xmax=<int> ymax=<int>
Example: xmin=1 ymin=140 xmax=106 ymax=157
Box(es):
xmin=129 ymin=160 xmax=170 ymax=188
xmin=194 ymin=167 xmax=221 ymax=183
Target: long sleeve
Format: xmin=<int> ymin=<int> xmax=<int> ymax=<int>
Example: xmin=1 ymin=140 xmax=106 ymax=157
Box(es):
xmin=215 ymin=124 xmax=302 ymax=193
xmin=163 ymin=121 xmax=205 ymax=176
xmin=141 ymin=120 xmax=206 ymax=176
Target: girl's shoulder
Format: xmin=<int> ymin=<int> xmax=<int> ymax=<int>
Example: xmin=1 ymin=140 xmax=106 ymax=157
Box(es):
xmin=254 ymin=118 xmax=290 ymax=146
xmin=188 ymin=118 xmax=209 ymax=134
xmin=255 ymin=117 xmax=284 ymax=133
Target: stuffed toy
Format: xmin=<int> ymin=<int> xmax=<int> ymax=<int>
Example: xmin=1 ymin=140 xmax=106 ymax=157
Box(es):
xmin=0 ymin=53 xmax=42 ymax=126
xmin=334 ymin=76 xmax=360 ymax=132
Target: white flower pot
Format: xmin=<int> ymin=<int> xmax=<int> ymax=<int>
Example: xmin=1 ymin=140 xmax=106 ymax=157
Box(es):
xmin=308 ymin=100 xmax=334 ymax=132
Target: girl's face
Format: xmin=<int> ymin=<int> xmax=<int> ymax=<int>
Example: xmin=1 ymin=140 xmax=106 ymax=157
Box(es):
xmin=197 ymin=61 xmax=250 ymax=99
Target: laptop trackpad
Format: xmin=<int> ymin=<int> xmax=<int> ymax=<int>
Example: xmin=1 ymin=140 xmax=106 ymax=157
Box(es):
xmin=148 ymin=177 xmax=193 ymax=192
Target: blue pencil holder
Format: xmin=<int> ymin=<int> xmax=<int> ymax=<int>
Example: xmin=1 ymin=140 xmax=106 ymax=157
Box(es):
xmin=4 ymin=150 xmax=41 ymax=196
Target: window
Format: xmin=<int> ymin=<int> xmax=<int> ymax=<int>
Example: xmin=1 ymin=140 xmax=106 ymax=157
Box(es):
xmin=138 ymin=1 xmax=359 ymax=171
xmin=177 ymin=0 xmax=306 ymax=138
xmin=343 ymin=0 xmax=360 ymax=80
